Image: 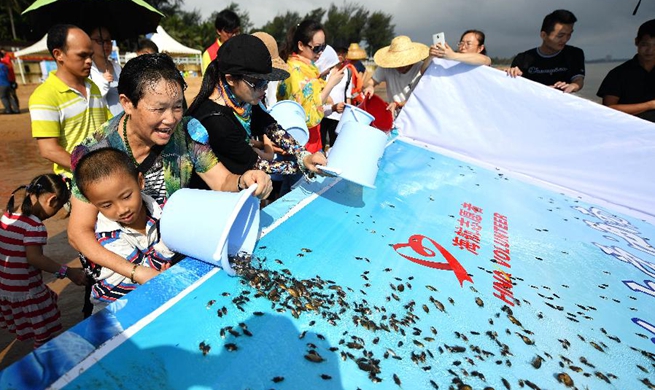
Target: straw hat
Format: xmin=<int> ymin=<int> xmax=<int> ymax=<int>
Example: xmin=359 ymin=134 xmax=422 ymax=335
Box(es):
xmin=251 ymin=31 xmax=289 ymax=72
xmin=373 ymin=36 xmax=429 ymax=68
xmin=346 ymin=43 xmax=367 ymax=60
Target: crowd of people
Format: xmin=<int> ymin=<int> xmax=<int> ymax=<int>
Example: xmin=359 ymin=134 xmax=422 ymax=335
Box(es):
xmin=0 ymin=7 xmax=653 ymax=350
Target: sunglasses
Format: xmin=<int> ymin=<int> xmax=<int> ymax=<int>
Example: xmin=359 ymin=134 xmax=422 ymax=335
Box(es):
xmin=307 ymin=43 xmax=327 ymax=54
xmin=242 ymin=77 xmax=268 ymax=91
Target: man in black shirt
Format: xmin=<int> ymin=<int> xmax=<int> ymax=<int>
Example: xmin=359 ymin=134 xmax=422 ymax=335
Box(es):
xmin=507 ymin=10 xmax=585 ymax=93
xmin=596 ymin=19 xmax=655 ymax=122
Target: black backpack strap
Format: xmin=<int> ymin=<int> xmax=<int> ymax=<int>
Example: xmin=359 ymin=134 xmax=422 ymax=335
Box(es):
xmin=343 ymin=67 xmax=351 ymax=101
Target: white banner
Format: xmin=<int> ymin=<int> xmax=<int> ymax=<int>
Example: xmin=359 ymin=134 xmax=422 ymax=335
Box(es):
xmin=396 ymin=58 xmax=655 ymax=222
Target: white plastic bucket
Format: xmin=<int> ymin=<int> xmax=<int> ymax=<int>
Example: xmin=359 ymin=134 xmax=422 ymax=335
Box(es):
xmin=335 ymin=104 xmax=375 ymax=135
xmin=326 ymin=121 xmax=387 ymax=188
xmin=269 ymin=100 xmax=310 ymax=146
xmin=159 ymin=186 xmax=260 ymax=276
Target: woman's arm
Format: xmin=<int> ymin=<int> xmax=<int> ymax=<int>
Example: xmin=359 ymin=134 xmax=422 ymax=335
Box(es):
xmin=258 ymin=135 xmax=276 ymax=160
xmin=68 ymin=196 xmax=160 ymax=284
xmin=89 ymin=63 xmax=111 ymax=98
xmin=320 ymin=67 xmax=346 ymax=103
xmin=260 ymin=123 xmax=327 ymax=174
xmin=431 ymin=43 xmax=491 ymax=67
xmin=198 ymin=162 xmax=272 ymax=198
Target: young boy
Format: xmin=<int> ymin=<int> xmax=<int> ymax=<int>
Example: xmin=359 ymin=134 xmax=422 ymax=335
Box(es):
xmin=73 ymin=147 xmax=175 ymax=313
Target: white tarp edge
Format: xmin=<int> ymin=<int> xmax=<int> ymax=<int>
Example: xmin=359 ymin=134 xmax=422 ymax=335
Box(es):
xmin=395 ymin=58 xmax=655 ymax=221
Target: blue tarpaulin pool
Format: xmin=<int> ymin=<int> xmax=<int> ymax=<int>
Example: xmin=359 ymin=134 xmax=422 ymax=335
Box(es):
xmin=2 ymin=138 xmax=654 ymax=390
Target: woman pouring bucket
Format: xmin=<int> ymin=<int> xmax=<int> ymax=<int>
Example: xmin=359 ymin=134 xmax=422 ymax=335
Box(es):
xmin=187 ymin=34 xmax=329 ymax=189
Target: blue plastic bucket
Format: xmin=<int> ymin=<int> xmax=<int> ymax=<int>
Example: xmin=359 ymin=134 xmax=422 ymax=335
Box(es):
xmin=269 ymin=100 xmax=310 ymax=146
xmin=326 ymin=121 xmax=387 ymax=188
xmin=335 ymin=104 xmax=375 ymax=135
xmin=160 ymin=186 xmax=260 ymax=276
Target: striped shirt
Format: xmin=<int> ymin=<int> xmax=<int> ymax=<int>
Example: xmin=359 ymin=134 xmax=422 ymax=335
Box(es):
xmin=84 ymin=194 xmax=175 ymax=304
xmin=29 ymin=71 xmax=110 ymax=177
xmin=0 ymin=212 xmax=48 ymax=298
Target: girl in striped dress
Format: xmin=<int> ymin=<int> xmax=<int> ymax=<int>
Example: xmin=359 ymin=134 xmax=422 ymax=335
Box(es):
xmin=0 ymin=174 xmax=87 ymax=348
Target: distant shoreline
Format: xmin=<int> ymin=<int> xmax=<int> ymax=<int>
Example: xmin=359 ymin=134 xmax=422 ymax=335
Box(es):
xmin=586 ymin=58 xmax=630 ymax=64
xmin=491 ymin=58 xmax=629 ymax=66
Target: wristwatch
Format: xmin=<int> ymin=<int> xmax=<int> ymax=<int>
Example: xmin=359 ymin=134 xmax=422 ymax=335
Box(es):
xmin=55 ymin=265 xmax=69 ymax=279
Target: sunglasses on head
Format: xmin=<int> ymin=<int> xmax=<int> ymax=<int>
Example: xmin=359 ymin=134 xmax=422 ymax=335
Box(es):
xmin=307 ymin=43 xmax=327 ymax=54
xmin=242 ymin=77 xmax=268 ymax=91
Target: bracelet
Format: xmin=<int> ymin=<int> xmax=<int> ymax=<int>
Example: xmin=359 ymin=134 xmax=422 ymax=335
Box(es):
xmin=130 ymin=264 xmax=139 ymax=284
xmin=237 ymin=175 xmax=244 ymax=191
xmin=55 ymin=264 xmax=68 ymax=279
xmin=295 ymin=150 xmax=312 ymax=173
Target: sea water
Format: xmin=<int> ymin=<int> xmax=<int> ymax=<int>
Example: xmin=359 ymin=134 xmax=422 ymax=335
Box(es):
xmin=577 ymin=61 xmax=625 ymax=103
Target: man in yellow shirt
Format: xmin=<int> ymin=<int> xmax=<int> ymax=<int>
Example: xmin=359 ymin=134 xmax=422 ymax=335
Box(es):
xmin=29 ymin=24 xmax=109 ymax=178
xmin=201 ymin=9 xmax=241 ymax=74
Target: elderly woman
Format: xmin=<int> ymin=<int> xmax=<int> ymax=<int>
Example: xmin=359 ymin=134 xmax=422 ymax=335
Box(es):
xmin=68 ymin=53 xmax=272 ymax=292
xmin=277 ymin=19 xmax=345 ymax=153
xmin=432 ymin=29 xmax=491 ymax=66
xmin=186 ymin=34 xmax=327 ymax=185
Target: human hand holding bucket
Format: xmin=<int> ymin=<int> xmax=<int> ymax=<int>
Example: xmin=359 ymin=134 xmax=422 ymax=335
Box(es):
xmin=159 ymin=185 xmax=261 ymax=276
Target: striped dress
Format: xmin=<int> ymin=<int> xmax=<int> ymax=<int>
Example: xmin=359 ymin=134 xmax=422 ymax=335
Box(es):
xmin=0 ymin=212 xmax=61 ymax=347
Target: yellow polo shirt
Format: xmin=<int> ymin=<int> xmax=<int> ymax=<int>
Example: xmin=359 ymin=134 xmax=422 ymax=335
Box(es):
xmin=29 ymin=71 xmax=110 ymax=177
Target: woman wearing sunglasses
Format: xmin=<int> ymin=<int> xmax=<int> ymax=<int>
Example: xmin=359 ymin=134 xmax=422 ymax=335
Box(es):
xmin=186 ymin=34 xmax=328 ymax=189
xmin=278 ymin=19 xmax=345 ymax=153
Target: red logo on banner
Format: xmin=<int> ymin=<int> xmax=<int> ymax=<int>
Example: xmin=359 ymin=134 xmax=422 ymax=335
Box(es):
xmin=393 ymin=234 xmax=473 ymax=287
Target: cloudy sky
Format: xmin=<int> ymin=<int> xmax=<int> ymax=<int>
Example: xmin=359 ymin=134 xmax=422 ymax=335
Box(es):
xmin=182 ymin=0 xmax=654 ymax=60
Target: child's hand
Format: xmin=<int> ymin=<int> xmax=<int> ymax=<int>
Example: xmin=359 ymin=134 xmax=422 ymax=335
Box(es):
xmin=66 ymin=267 xmax=89 ymax=286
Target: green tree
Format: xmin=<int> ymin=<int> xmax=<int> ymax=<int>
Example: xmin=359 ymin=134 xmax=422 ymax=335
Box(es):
xmin=1 ymin=0 xmax=36 ymax=41
xmin=259 ymin=11 xmax=302 ymax=46
xmin=224 ymin=2 xmax=253 ymax=33
xmin=148 ymin=0 xmax=184 ymax=16
xmin=161 ymin=8 xmax=207 ymax=50
xmin=323 ymin=3 xmax=368 ymax=48
xmin=304 ymin=8 xmax=326 ymax=23
xmin=363 ymin=11 xmax=395 ymax=57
